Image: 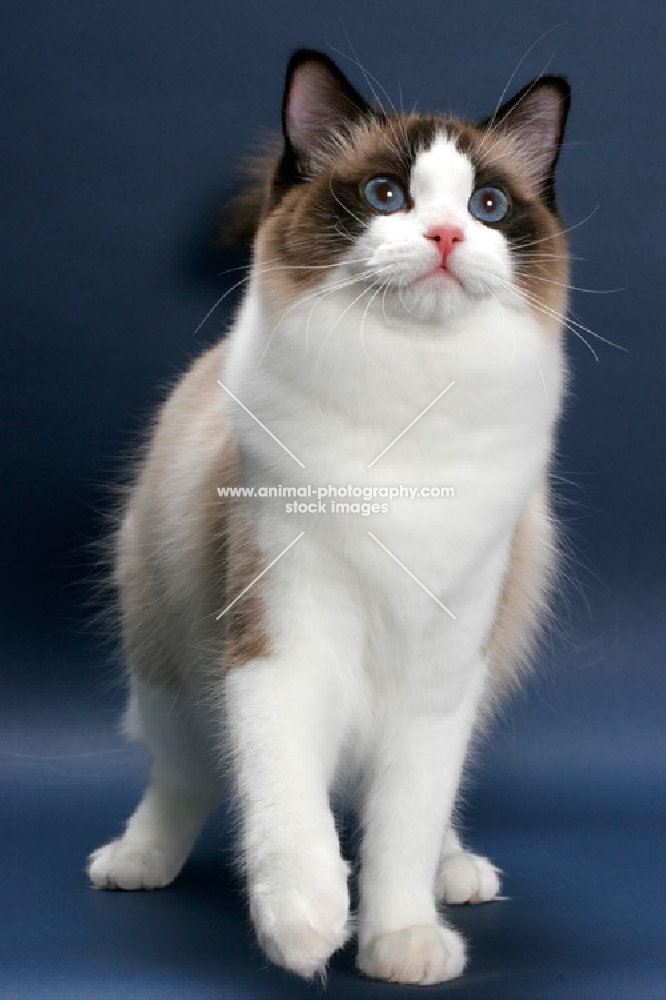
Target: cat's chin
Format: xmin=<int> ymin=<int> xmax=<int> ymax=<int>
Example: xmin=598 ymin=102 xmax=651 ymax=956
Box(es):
xmin=387 ymin=279 xmax=480 ymax=326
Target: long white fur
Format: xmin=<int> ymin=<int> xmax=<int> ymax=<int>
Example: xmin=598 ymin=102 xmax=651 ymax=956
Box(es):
xmin=88 ymin=134 xmax=564 ymax=985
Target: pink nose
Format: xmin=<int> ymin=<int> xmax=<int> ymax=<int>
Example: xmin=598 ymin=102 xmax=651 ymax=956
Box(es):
xmin=426 ymin=225 xmax=464 ymax=263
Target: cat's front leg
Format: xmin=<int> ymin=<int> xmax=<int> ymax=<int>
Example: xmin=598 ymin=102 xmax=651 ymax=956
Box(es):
xmin=356 ymin=665 xmax=485 ymax=985
xmin=224 ymin=638 xmax=355 ymax=980
xmin=436 ymin=826 xmax=501 ymax=905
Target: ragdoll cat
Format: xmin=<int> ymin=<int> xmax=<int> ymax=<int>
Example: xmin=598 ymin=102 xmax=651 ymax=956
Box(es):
xmin=87 ymin=50 xmax=571 ymax=985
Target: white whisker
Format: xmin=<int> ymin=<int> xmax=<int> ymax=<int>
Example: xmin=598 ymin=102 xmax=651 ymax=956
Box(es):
xmin=511 ymin=271 xmax=624 ymax=295
xmin=304 ymin=268 xmax=388 ymax=353
xmin=191 ymin=274 xmax=252 ymax=337
xmin=511 ymin=205 xmax=601 ymax=249
xmin=513 ymin=281 xmax=626 ymax=352
xmin=495 ymin=276 xmax=625 ymax=360
xmin=360 ymin=281 xmax=392 ymax=374
xmin=482 ymin=24 xmax=567 ymax=141
xmin=259 ymin=266 xmax=389 ymax=362
xmin=328 ymin=175 xmax=364 ymax=228
xmin=312 ymin=282 xmax=377 ymax=418
xmin=327 ymin=37 xmax=410 ymax=166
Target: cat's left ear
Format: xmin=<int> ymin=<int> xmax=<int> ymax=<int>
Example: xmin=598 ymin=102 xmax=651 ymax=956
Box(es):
xmin=482 ymin=76 xmax=570 ymax=200
xmin=281 ymin=49 xmax=370 ymax=178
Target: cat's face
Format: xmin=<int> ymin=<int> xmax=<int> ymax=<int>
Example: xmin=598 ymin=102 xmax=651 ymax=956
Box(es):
xmin=257 ymin=51 xmax=570 ymax=328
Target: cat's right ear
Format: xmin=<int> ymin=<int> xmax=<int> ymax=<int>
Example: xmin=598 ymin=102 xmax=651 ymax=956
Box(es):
xmin=280 ymin=50 xmax=370 ymax=179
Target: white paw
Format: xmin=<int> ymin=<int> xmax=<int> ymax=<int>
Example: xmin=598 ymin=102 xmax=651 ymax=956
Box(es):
xmin=250 ymin=854 xmax=351 ymax=979
xmin=87 ymin=838 xmax=180 ymax=890
xmin=358 ymin=924 xmax=466 ymax=985
xmin=436 ymin=850 xmax=501 ymax=904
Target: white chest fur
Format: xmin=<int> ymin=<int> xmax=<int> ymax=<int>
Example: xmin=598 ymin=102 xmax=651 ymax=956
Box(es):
xmin=224 ymin=281 xmax=563 ymax=618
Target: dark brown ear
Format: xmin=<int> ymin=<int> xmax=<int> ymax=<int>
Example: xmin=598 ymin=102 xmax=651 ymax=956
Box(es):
xmin=481 ymin=76 xmax=570 ymax=206
xmin=280 ymin=49 xmax=370 ymax=179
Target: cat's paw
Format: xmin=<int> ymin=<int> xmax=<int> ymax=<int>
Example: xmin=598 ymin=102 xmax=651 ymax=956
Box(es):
xmin=358 ymin=924 xmax=466 ymax=985
xmin=87 ymin=838 xmax=180 ymax=891
xmin=250 ymin=854 xmax=351 ymax=979
xmin=436 ymin=850 xmax=501 ymax=904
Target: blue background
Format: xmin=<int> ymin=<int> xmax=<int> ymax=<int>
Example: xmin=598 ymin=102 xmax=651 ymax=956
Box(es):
xmin=2 ymin=2 xmax=664 ymax=997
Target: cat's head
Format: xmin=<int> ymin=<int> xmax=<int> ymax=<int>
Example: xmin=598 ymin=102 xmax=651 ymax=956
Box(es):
xmin=254 ymin=49 xmax=570 ymax=327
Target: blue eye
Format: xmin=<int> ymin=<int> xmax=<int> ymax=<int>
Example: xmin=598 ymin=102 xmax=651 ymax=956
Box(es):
xmin=363 ymin=176 xmax=407 ymax=213
xmin=469 ymin=186 xmax=509 ymax=224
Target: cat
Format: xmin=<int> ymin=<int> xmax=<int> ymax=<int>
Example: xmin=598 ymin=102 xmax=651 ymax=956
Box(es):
xmin=87 ymin=49 xmax=571 ymax=985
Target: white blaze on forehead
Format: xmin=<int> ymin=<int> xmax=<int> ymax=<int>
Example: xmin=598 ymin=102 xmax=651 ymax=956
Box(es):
xmin=410 ymin=134 xmax=474 ymax=217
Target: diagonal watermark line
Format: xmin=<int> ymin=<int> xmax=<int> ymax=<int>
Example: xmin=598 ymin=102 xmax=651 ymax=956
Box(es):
xmin=367 ymin=531 xmax=456 ymax=619
xmin=366 ymin=381 xmax=455 ymax=469
xmin=216 ymin=531 xmax=305 ymax=620
xmin=217 ymin=380 xmax=306 ymax=469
